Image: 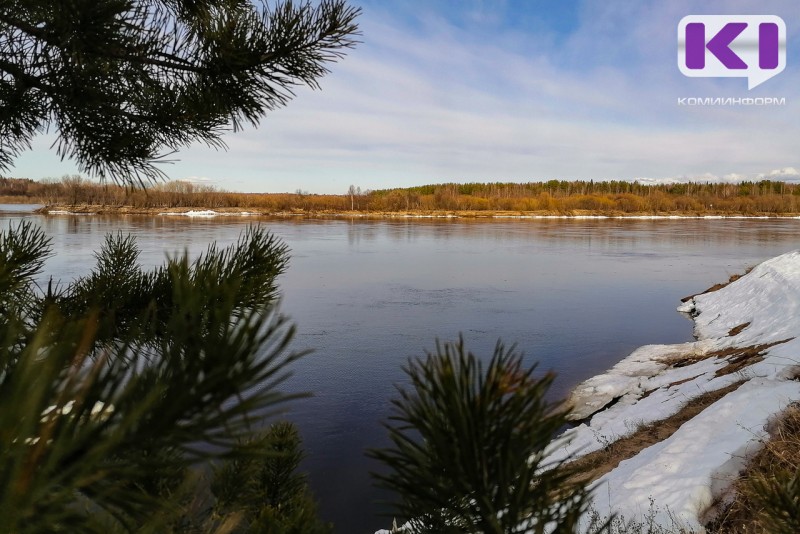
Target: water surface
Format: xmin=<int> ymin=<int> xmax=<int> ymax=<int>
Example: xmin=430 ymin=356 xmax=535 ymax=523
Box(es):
xmin=2 ymin=207 xmax=799 ymax=533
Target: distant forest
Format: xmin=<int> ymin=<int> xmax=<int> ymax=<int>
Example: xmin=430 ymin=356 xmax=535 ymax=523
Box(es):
xmin=4 ymin=176 xmax=800 ymax=215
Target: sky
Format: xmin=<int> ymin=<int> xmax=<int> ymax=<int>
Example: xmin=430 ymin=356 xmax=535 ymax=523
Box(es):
xmin=8 ymin=0 xmax=800 ymax=193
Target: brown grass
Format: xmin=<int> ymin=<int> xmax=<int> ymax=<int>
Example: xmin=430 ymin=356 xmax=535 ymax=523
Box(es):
xmin=566 ymin=381 xmax=746 ymax=488
xmin=728 ymin=322 xmax=751 ymax=337
xmin=709 ymin=403 xmax=800 ymax=533
xmin=681 ymin=269 xmax=754 ymax=303
xmin=657 ymin=339 xmax=793 ymax=378
xmin=0 ymin=195 xmax=37 ymax=204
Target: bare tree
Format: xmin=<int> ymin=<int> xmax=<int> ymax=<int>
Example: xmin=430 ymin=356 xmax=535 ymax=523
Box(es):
xmin=347 ymin=184 xmax=358 ymax=210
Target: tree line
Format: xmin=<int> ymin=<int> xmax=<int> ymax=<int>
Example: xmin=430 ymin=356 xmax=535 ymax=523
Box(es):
xmin=5 ymin=176 xmax=800 ymax=215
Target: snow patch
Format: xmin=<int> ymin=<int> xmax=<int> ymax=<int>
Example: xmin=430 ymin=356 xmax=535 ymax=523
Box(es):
xmin=586 ymin=378 xmax=800 ymax=531
xmin=45 ymin=210 xmax=93 ymax=215
xmin=159 ymin=210 xmax=219 ymax=217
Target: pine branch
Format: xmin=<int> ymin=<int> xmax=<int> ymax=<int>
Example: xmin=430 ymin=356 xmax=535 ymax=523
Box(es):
xmin=369 ymin=338 xmax=592 ymax=533
xmin=0 ymin=222 xmax=309 ymax=530
xmin=0 ymin=0 xmax=361 ymax=184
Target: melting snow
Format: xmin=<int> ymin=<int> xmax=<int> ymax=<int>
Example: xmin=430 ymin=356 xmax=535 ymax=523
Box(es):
xmin=556 ymin=250 xmax=800 ymax=531
xmin=159 ymin=210 xmax=219 ymax=217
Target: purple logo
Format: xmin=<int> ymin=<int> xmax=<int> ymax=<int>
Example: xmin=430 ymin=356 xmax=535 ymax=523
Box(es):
xmin=678 ymin=15 xmax=786 ymax=89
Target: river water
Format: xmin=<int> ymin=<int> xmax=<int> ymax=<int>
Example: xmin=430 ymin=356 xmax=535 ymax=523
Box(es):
xmin=2 ymin=205 xmax=800 ymax=533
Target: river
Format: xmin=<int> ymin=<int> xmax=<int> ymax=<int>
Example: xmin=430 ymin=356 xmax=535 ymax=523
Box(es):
xmin=2 ymin=205 xmax=799 ymax=533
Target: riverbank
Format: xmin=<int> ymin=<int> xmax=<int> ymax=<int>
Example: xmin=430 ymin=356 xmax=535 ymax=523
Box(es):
xmin=557 ymin=251 xmax=800 ymax=531
xmin=8 ymin=178 xmax=800 ymax=217
xmin=32 ymin=204 xmax=800 ymax=219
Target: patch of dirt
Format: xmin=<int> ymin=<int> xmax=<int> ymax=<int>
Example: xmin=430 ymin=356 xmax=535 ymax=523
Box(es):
xmin=681 ymin=268 xmax=754 ymax=303
xmin=565 ymin=381 xmax=746 ymax=488
xmin=666 ymin=374 xmax=703 ymax=388
xmin=658 ymin=339 xmax=792 ymax=376
xmin=727 ymin=322 xmax=751 ymax=337
xmin=639 ymin=374 xmax=702 ymax=400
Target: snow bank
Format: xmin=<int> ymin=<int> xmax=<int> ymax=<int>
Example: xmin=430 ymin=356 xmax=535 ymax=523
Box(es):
xmin=157 ymin=210 xmax=261 ymax=217
xmin=588 ymin=378 xmax=799 ymax=529
xmin=158 ymin=210 xmax=219 ymax=217
xmin=557 ymin=250 xmax=800 ymax=531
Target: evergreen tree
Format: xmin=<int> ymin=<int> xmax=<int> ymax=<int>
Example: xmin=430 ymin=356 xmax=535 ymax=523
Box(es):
xmin=0 ymin=0 xmax=360 ymax=185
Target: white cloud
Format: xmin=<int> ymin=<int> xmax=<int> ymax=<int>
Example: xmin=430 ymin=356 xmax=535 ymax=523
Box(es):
xmin=767 ymin=167 xmax=800 ymax=176
xmin=636 ymin=168 xmax=800 ymax=185
xmin=179 ymin=176 xmax=215 ymax=184
xmin=759 ymin=167 xmax=800 ymax=181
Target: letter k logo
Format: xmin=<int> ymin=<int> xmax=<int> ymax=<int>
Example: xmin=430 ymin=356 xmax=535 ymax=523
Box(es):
xmin=678 ymin=15 xmax=786 ymax=90
xmin=686 ymin=22 xmax=747 ymax=69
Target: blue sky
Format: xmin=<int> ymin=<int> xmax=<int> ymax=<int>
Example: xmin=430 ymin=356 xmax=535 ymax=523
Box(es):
xmin=9 ymin=0 xmax=800 ymax=193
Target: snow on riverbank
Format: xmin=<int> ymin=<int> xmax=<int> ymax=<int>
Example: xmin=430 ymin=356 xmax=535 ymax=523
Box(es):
xmin=557 ymin=250 xmax=800 ymax=531
xmin=158 ymin=210 xmax=219 ymax=217
xmin=375 ymin=251 xmax=800 ymax=533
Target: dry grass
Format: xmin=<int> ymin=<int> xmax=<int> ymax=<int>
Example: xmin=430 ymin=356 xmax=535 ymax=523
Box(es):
xmin=657 ymin=339 xmax=792 ymax=378
xmin=565 ymin=381 xmax=746 ymax=488
xmin=680 ymin=269 xmax=754 ymax=303
xmin=564 ymin=336 xmax=793 ymax=491
xmin=709 ymin=403 xmax=800 ymax=533
xmin=728 ymin=322 xmax=751 ymax=337
xmin=0 ymin=195 xmax=35 ymax=204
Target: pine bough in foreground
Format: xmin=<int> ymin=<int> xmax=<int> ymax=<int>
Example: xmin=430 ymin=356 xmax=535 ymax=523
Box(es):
xmin=0 ymin=220 xmax=312 ymax=531
xmin=370 ymin=338 xmax=592 ymax=534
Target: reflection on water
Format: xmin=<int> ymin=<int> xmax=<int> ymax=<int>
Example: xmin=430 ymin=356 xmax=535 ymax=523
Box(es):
xmin=3 ymin=206 xmax=800 ymax=533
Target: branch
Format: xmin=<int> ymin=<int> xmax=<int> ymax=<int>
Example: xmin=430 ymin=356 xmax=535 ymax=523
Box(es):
xmin=0 ymin=58 xmax=47 ymax=91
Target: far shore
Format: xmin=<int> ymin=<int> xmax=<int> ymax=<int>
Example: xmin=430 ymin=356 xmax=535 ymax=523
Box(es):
xmin=26 ymin=204 xmax=800 ymax=219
